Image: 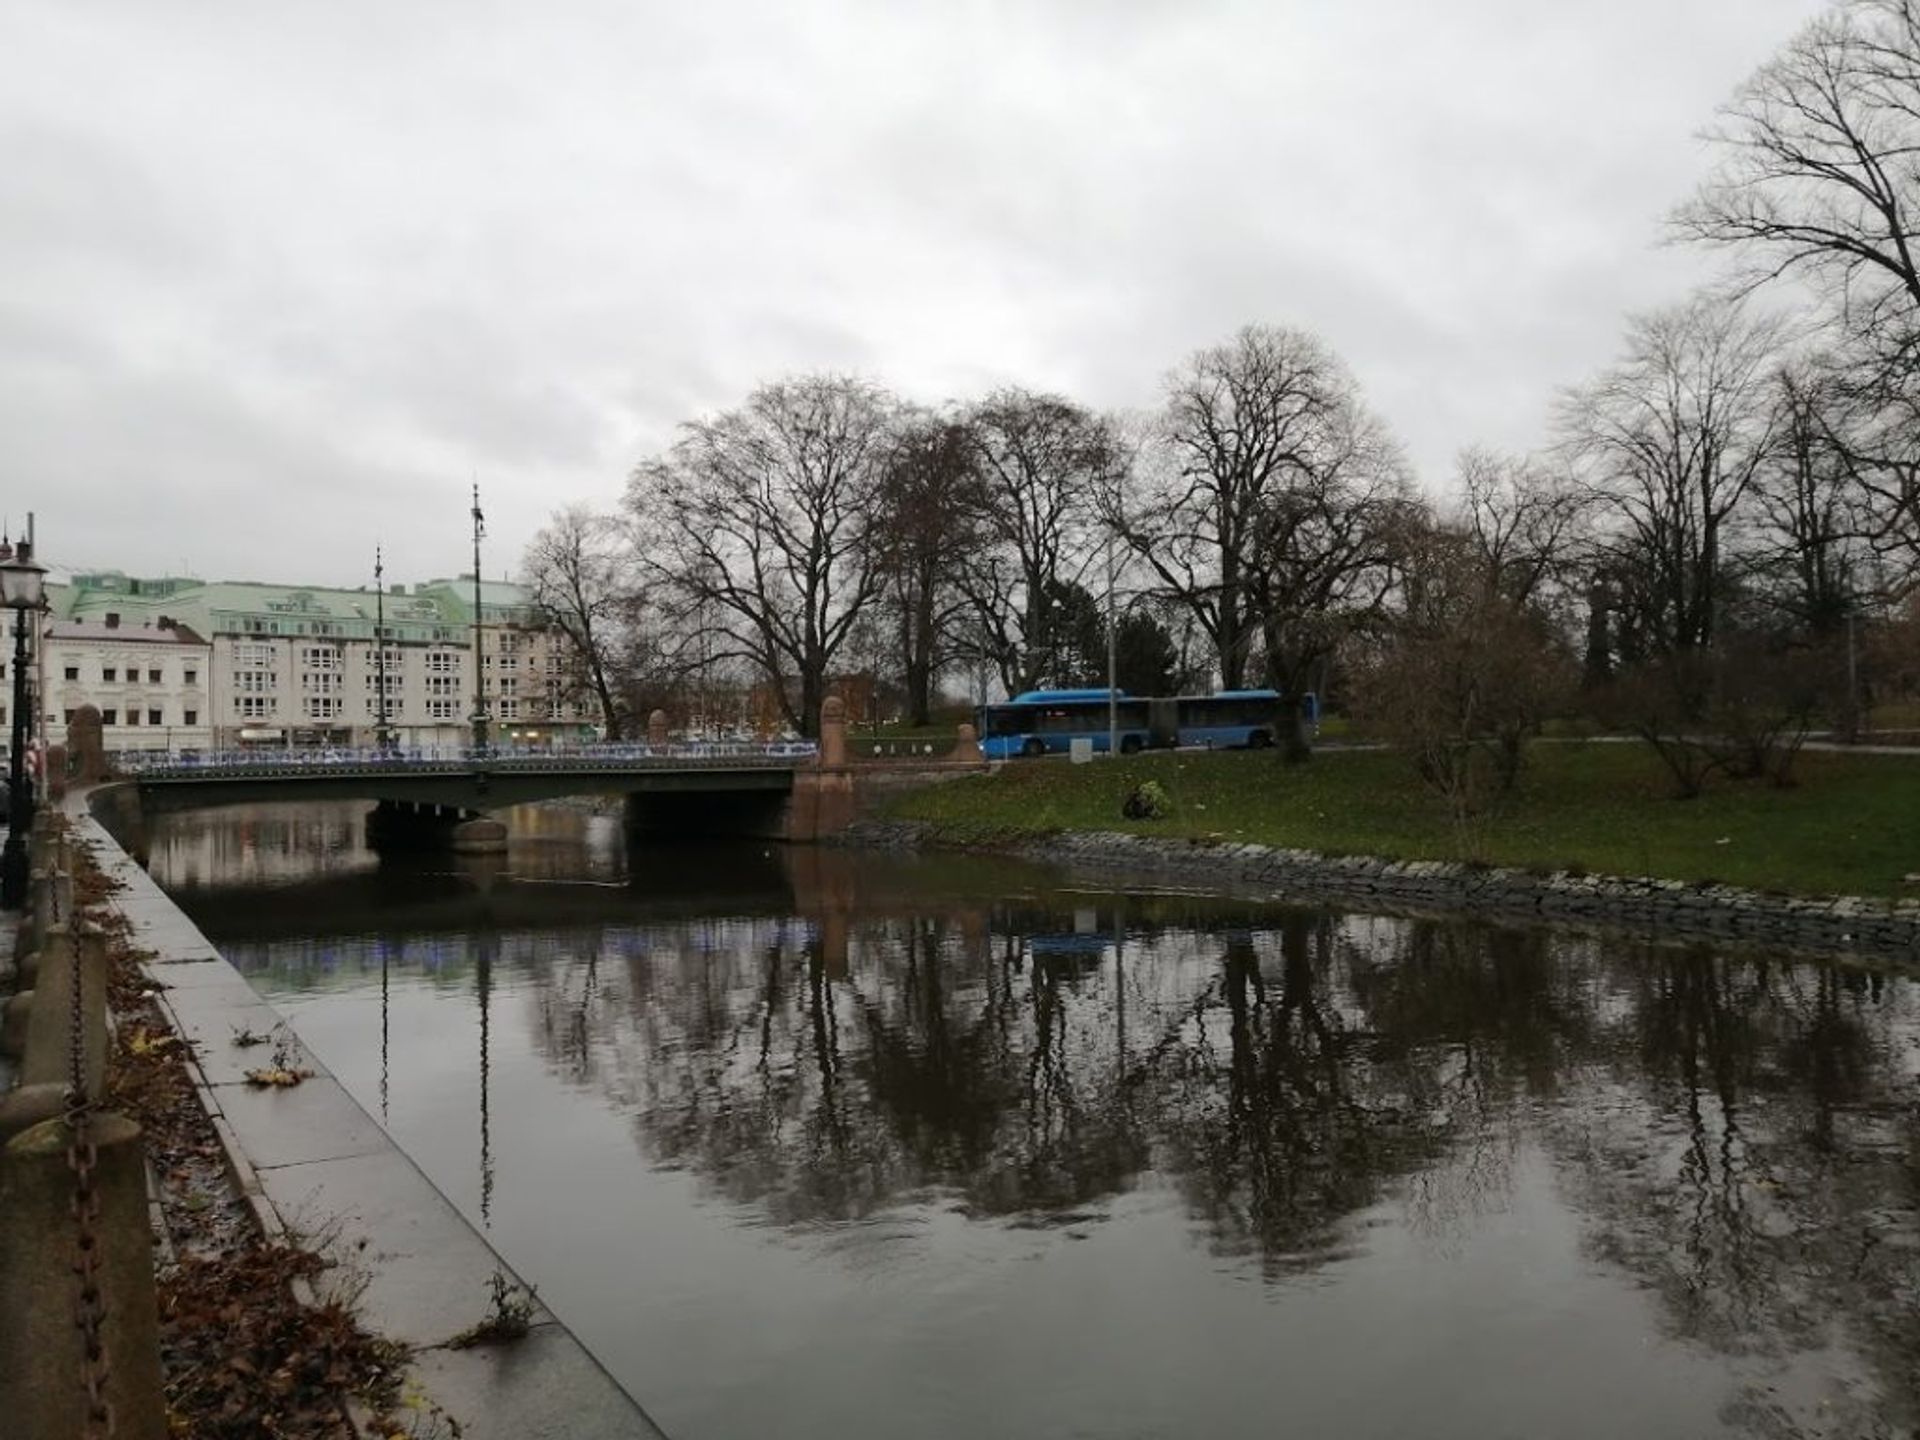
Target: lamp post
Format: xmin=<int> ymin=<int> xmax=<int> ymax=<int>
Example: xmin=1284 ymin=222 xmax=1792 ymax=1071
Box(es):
xmin=374 ymin=545 xmax=394 ymax=752
xmin=1 ymin=539 xmax=48 ymax=908
xmin=1106 ymin=535 xmax=1118 ymax=758
xmin=469 ymin=485 xmax=489 ymax=755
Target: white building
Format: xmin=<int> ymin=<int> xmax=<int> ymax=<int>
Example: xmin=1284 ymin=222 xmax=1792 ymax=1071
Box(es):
xmin=44 ymin=571 xmax=596 ymax=752
xmin=43 ymin=616 xmax=214 ymax=753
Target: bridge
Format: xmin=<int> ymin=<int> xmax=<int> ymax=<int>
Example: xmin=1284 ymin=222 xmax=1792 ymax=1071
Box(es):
xmin=104 ymin=740 xmax=825 ymax=849
xmin=90 ymin=699 xmax=984 ymax=850
xmin=117 ymin=742 xmax=817 ymax=810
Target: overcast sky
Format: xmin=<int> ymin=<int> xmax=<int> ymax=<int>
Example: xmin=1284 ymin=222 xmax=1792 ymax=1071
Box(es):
xmin=1 ymin=0 xmax=1830 ymax=589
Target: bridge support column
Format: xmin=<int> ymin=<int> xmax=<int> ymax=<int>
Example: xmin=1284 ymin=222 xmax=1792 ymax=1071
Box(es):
xmin=451 ymin=817 xmax=508 ymax=854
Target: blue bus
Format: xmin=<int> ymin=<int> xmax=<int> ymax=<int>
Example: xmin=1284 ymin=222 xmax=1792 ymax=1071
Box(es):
xmin=1172 ymin=689 xmax=1318 ymax=749
xmin=975 ymin=688 xmax=1317 ymax=759
xmin=975 ymin=689 xmax=1154 ymax=759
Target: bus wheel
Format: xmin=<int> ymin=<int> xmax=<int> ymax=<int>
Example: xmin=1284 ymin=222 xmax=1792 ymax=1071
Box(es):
xmin=1120 ymin=735 xmax=1142 ymax=755
xmin=1248 ymin=730 xmax=1273 ymax=749
xmin=1023 ymin=737 xmax=1047 ymax=757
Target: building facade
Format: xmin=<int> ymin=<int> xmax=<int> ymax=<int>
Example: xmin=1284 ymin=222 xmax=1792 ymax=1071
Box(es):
xmin=44 ymin=571 xmax=596 ymax=752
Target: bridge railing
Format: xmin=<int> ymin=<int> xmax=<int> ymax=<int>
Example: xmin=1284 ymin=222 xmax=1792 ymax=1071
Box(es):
xmin=111 ymin=740 xmax=819 ymax=780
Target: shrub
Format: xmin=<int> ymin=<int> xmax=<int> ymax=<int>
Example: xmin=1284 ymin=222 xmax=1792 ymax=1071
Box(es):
xmin=1122 ymin=780 xmax=1171 ymax=820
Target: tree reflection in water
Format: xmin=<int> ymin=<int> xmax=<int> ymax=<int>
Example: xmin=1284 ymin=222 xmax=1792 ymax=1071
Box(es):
xmin=508 ymin=899 xmax=1916 ymax=1435
xmin=199 ymin=835 xmax=1918 ymax=1439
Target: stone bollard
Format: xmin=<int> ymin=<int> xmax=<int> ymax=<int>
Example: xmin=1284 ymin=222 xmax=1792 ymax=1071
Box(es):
xmin=0 ymin=1113 xmax=168 ymax=1440
xmin=24 ymin=865 xmax=67 ymax=961
xmin=2 ymin=989 xmax=32 ymax=1058
xmin=0 ymin=1081 xmax=70 ymax=1141
xmin=20 ymin=925 xmax=107 ymax=1101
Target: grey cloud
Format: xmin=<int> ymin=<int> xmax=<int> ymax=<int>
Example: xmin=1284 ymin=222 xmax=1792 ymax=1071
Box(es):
xmin=0 ymin=0 xmax=1833 ymax=583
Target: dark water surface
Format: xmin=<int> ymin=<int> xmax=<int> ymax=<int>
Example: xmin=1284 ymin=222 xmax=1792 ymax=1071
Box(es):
xmin=145 ymin=803 xmax=1920 ymax=1440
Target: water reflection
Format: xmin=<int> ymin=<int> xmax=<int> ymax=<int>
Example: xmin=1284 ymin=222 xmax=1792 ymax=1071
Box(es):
xmin=151 ymin=804 xmax=1920 ymax=1440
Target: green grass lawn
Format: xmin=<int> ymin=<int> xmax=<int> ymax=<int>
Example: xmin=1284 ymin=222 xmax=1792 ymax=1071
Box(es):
xmin=881 ymin=741 xmax=1920 ymax=899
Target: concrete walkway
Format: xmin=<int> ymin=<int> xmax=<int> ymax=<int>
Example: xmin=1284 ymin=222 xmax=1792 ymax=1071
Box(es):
xmin=68 ymin=800 xmax=669 ymax=1440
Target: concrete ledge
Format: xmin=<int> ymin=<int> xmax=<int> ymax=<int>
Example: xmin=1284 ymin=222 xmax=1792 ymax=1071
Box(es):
xmin=65 ymin=796 xmax=670 ymax=1440
xmin=842 ymin=819 xmax=1920 ymax=968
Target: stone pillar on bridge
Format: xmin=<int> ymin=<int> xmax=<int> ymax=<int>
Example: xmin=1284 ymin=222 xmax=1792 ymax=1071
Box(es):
xmin=954 ymin=721 xmax=984 ymax=765
xmin=819 ymin=696 xmax=847 ymax=768
xmin=785 ymin=698 xmax=855 ymax=841
xmin=647 ymin=709 xmax=669 ymax=747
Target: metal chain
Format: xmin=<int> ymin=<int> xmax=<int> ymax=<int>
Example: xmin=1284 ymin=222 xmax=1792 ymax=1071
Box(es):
xmin=64 ymin=912 xmax=114 ymax=1438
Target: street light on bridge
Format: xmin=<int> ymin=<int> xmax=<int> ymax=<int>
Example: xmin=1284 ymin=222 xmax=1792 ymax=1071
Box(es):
xmin=1 ymin=538 xmax=48 ymax=908
xmin=469 ymin=485 xmax=489 ymax=755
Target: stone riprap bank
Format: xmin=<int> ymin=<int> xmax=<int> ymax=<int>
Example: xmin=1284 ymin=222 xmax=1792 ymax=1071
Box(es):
xmin=842 ymin=820 xmax=1920 ymax=966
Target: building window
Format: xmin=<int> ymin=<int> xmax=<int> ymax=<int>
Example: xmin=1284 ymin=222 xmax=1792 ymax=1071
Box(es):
xmin=301 ymin=646 xmax=341 ymax=670
xmin=64 ymin=666 xmax=78 ymax=681
xmin=102 ymin=667 xmax=117 ymax=682
xmin=184 ymin=668 xmax=198 ymax=685
xmin=63 ymin=708 xmax=75 ymax=725
xmin=426 ymin=698 xmax=459 ymax=720
xmin=183 ymin=710 xmax=198 ymax=726
xmin=102 ymin=708 xmax=118 ymax=725
xmin=148 ymin=668 xmax=163 ymax=684
xmin=302 ymin=672 xmax=341 ymax=695
xmin=304 ymin=695 xmax=343 ymax=719
xmin=237 ymin=670 xmax=276 ymax=694
xmin=148 ymin=708 xmax=163 ymax=725
xmin=236 ymin=696 xmax=271 ymax=720
xmin=426 ymin=650 xmax=462 ymax=674
xmin=499 ymin=699 xmax=519 ymax=720
xmin=498 ymin=677 xmax=518 ymax=698
xmin=425 ymin=675 xmax=461 ymax=697
xmin=236 ymin=643 xmax=274 ymax=668
xmin=126 ymin=711 xmax=141 ymax=726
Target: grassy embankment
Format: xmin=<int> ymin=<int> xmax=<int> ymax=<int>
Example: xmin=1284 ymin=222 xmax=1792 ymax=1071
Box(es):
xmin=878 ymin=741 xmax=1920 ymax=899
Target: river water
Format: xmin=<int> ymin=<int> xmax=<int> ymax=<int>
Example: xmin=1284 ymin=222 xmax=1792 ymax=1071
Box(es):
xmin=144 ymin=802 xmax=1920 ymax=1440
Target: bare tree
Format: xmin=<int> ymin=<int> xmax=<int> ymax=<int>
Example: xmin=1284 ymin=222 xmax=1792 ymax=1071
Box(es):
xmin=872 ymin=413 xmax=983 ymax=726
xmin=1558 ymin=296 xmax=1785 ymax=661
xmin=1676 ymin=0 xmax=1920 ymax=578
xmin=1239 ymin=373 xmax=1414 ymax=760
xmin=1122 ymin=325 xmax=1411 ymax=757
xmin=521 ymin=505 xmax=637 ymax=739
xmin=1452 ymin=447 xmax=1589 ymax=614
xmin=1128 ymin=326 xmax=1354 ymax=691
xmin=1750 ymin=359 xmax=1873 ymax=635
xmin=1352 ymin=520 xmax=1574 ymax=837
xmin=951 ymin=388 xmax=1119 ymax=695
xmin=626 ymin=375 xmax=895 ymax=737
xmin=1676 ymin=0 xmax=1920 ymax=391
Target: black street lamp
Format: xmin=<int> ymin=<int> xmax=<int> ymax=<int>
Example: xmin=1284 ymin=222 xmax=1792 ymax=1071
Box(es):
xmin=374 ymin=545 xmax=395 ymax=752
xmin=469 ymin=485 xmax=489 ymax=755
xmin=1 ymin=539 xmax=48 ymax=909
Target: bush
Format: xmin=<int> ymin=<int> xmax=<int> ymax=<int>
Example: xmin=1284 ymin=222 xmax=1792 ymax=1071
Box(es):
xmin=1122 ymin=780 xmax=1171 ymax=820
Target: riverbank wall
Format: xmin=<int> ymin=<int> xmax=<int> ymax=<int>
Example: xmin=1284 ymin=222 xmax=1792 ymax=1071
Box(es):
xmin=840 ymin=819 xmax=1920 ymax=966
xmin=76 ymin=788 xmax=671 ymax=1440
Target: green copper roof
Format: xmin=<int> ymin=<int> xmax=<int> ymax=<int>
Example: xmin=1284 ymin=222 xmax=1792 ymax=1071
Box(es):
xmin=50 ymin=571 xmax=539 ymax=640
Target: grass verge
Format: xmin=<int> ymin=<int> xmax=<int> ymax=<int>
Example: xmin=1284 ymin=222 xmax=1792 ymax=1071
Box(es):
xmin=879 ymin=741 xmax=1920 ymax=899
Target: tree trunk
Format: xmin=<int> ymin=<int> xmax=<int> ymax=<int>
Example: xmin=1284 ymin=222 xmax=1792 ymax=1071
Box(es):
xmin=1279 ymin=692 xmax=1314 ymax=765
